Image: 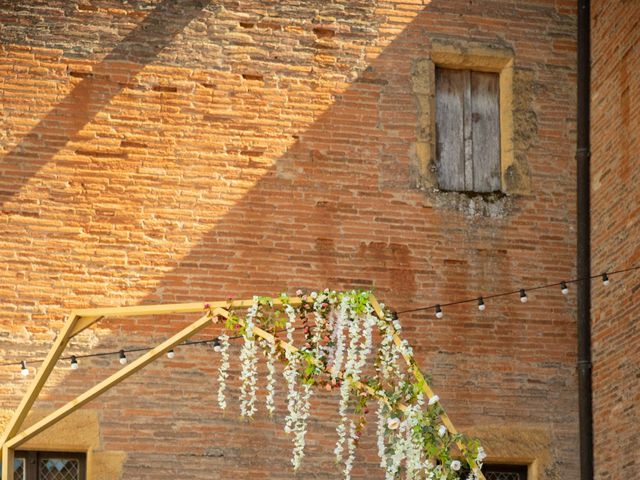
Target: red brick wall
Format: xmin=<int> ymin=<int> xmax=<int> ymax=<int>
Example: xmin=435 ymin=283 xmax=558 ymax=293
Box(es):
xmin=591 ymin=1 xmax=640 ymax=478
xmin=0 ymin=1 xmax=578 ymax=478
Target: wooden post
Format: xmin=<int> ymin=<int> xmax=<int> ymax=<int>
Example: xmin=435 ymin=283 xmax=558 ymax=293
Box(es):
xmin=2 ymin=444 xmax=14 ymax=480
xmin=368 ymin=295 xmax=486 ymax=480
xmin=0 ymin=313 xmax=81 ymax=447
xmin=4 ymin=308 xmax=227 ymax=450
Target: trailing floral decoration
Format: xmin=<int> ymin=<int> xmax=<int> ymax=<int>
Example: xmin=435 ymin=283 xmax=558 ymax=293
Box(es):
xmin=264 ymin=339 xmax=277 ymax=416
xmin=216 ymin=333 xmax=230 ymax=410
xmin=212 ymin=290 xmax=484 ymax=480
xmin=238 ymin=298 xmax=260 ymax=418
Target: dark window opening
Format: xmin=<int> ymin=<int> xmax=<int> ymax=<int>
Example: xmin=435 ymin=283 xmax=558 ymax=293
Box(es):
xmin=461 ymin=463 xmax=528 ymax=480
xmin=3 ymin=451 xmax=86 ymax=480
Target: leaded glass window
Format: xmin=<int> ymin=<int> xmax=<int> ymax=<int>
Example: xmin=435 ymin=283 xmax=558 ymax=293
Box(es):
xmin=6 ymin=452 xmax=85 ymax=480
xmin=39 ymin=457 xmax=80 ymax=480
xmin=13 ymin=458 xmax=25 ymax=480
xmin=461 ymin=464 xmax=527 ymax=480
xmin=486 ymin=472 xmax=523 ymax=480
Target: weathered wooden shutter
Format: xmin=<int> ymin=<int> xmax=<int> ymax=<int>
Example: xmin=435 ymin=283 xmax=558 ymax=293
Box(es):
xmin=435 ymin=68 xmax=501 ymax=192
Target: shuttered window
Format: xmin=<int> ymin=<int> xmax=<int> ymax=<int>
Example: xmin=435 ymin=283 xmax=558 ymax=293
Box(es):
xmin=435 ymin=67 xmax=501 ymax=192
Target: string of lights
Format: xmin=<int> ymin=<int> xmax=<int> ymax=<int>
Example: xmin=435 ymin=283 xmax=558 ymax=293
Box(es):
xmin=1 ymin=265 xmax=637 ymax=374
xmin=396 ymin=265 xmax=638 ymax=316
xmin=2 ymin=335 xmax=239 ymax=373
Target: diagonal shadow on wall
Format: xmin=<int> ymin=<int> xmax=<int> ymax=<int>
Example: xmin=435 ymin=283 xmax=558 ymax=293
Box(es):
xmin=141 ymin=8 xmax=448 ymax=309
xmin=0 ymin=0 xmax=210 ymax=205
xmin=0 ymin=4 xmax=583 ymax=476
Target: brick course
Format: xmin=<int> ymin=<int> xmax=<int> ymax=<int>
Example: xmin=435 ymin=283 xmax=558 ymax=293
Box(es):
xmin=0 ymin=1 xmax=579 ymax=478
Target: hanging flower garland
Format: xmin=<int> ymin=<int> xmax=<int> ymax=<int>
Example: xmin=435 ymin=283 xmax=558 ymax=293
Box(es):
xmin=282 ymin=299 xmax=301 ymax=436
xmin=216 ymin=333 xmax=230 ymax=410
xmin=238 ymin=297 xmax=260 ymax=418
xmin=212 ymin=290 xmax=484 ymax=480
xmin=264 ymin=339 xmax=277 ymax=417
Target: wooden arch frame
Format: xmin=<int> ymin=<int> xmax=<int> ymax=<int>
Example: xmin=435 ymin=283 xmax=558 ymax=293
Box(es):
xmin=1 ymin=296 xmax=485 ymax=480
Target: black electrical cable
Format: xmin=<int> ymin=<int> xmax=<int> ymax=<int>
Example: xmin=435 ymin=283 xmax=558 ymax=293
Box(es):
xmin=0 ymin=334 xmax=244 ymax=368
xmin=395 ymin=265 xmax=638 ymax=314
xmin=1 ymin=265 xmax=637 ymax=369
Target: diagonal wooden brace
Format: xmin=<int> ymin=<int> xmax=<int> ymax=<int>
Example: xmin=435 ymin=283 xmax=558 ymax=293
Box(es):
xmin=368 ymin=296 xmax=485 ymax=480
xmin=0 ymin=313 xmax=82 ymax=448
xmin=1 ymin=307 xmax=228 ymax=480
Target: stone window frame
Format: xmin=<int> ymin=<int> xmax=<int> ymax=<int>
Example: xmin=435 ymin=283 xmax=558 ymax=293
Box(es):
xmin=411 ymin=40 xmax=526 ymax=197
xmin=0 ymin=409 xmax=126 ymax=480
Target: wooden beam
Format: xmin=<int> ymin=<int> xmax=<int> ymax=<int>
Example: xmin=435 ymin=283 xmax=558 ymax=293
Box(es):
xmin=74 ymin=297 xmax=303 ymax=319
xmin=69 ymin=315 xmax=102 ymax=338
xmin=0 ymin=313 xmax=81 ymax=447
xmin=368 ymin=295 xmax=485 ymax=480
xmin=2 ymin=444 xmax=14 ymax=480
xmin=4 ymin=308 xmax=228 ymax=450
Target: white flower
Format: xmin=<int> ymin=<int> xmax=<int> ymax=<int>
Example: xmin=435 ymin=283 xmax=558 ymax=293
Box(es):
xmin=343 ymin=419 xmax=358 ymax=479
xmin=385 ymin=415 xmax=409 ymax=480
xmin=335 ymin=295 xmax=377 ymax=472
xmin=438 ymin=425 xmax=447 ymax=437
xmin=283 ymin=304 xmax=300 ymax=436
xmin=291 ymin=383 xmax=313 ymax=470
xmin=376 ymin=401 xmax=388 ymax=468
xmin=387 ymin=417 xmax=401 ymax=430
xmin=476 ymin=446 xmax=487 ymax=463
xmin=296 ymin=289 xmax=303 ymax=296
xmin=239 ymin=299 xmax=260 ymax=418
xmin=476 ymin=447 xmax=487 ymax=462
xmin=376 ymin=320 xmax=400 ymax=381
xmin=428 ymin=395 xmax=439 ymax=406
xmin=310 ymin=291 xmax=318 ymax=299
xmin=404 ymin=403 xmax=425 ymax=479
xmin=451 ymin=460 xmax=461 ymax=471
xmin=216 ymin=334 xmax=230 ymax=410
xmin=330 ymin=296 xmax=349 ymax=378
xmin=264 ymin=341 xmax=277 ymax=416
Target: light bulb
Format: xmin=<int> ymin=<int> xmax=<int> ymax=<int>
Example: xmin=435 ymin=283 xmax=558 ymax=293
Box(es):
xmin=520 ymin=289 xmax=528 ymax=303
xmin=119 ymin=350 xmax=128 ymax=365
xmin=602 ymin=273 xmax=610 ymax=286
xmin=435 ymin=305 xmax=443 ymax=319
xmin=70 ymin=355 xmax=78 ymax=370
xmin=20 ymin=361 xmax=29 ymax=377
xmin=561 ymin=282 xmax=569 ymax=295
xmin=477 ymin=297 xmax=486 ymax=311
xmin=212 ymin=337 xmax=222 ymax=352
xmin=166 ymin=349 xmax=175 ymax=359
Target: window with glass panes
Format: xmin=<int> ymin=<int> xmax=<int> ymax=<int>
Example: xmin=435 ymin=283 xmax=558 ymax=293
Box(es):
xmin=461 ymin=464 xmax=528 ymax=480
xmin=2 ymin=451 xmax=86 ymax=480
